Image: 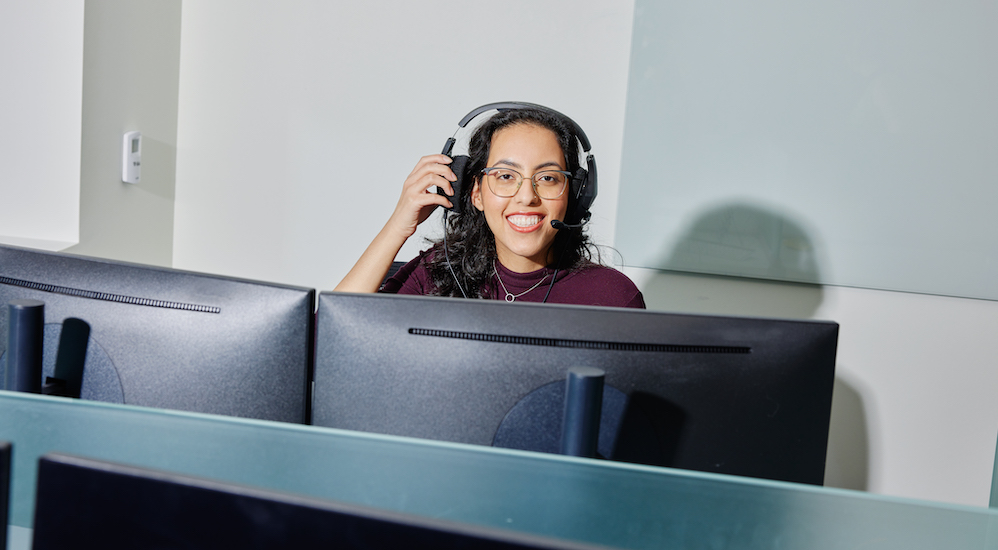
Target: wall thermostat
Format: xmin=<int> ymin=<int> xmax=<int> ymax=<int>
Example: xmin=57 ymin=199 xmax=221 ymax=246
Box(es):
xmin=122 ymin=131 xmax=141 ymax=184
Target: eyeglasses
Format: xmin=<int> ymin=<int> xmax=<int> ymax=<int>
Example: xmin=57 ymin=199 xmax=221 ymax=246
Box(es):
xmin=481 ymin=167 xmax=572 ymax=199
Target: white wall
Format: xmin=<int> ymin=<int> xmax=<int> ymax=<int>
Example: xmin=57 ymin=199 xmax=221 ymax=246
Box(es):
xmin=173 ymin=1 xmax=634 ymax=290
xmin=0 ymin=3 xmax=84 ymax=250
xmin=168 ymin=1 xmax=998 ymax=507
xmin=63 ymin=0 xmax=181 ymax=266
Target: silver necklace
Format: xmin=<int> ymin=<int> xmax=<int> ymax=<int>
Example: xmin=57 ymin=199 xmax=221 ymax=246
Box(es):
xmin=493 ymin=261 xmax=548 ymax=302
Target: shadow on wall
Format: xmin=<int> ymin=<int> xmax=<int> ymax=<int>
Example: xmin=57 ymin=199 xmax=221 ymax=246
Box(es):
xmin=825 ymin=378 xmax=870 ymax=491
xmin=636 ymin=201 xmax=869 ymax=490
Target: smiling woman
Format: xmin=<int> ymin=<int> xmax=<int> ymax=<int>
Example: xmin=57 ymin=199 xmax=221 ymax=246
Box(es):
xmin=472 ymin=124 xmax=568 ymax=273
xmin=335 ymin=104 xmax=644 ymax=309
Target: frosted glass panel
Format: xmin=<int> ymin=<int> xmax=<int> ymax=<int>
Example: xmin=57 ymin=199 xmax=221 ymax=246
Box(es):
xmin=4 ymin=391 xmax=998 ymax=549
xmin=617 ymin=0 xmax=998 ymax=300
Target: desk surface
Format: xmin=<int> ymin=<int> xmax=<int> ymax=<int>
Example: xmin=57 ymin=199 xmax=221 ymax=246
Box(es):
xmin=2 ymin=390 xmax=997 ymax=549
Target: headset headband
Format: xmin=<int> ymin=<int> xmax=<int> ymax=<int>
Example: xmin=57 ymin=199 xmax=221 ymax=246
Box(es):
xmin=457 ymin=102 xmax=592 ymax=154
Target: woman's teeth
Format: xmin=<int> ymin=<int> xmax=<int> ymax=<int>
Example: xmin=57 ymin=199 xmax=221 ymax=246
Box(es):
xmin=508 ymin=215 xmax=541 ymax=227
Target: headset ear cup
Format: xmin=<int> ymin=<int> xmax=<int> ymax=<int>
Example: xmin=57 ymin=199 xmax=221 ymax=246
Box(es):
xmin=569 ymin=170 xmax=587 ymax=224
xmin=568 ymin=155 xmax=597 ymax=225
xmin=439 ymin=155 xmax=470 ymax=214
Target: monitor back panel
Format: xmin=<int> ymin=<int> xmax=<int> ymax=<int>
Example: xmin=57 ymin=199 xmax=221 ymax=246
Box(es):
xmin=31 ymin=453 xmax=605 ymax=550
xmin=0 ymin=245 xmax=314 ymax=423
xmin=313 ymin=292 xmax=838 ymax=484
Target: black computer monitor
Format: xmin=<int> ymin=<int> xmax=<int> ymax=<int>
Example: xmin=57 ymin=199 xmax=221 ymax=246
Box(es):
xmin=312 ymin=292 xmax=838 ymax=485
xmin=0 ymin=245 xmax=314 ymax=423
xmin=31 ymin=453 xmax=604 ymax=550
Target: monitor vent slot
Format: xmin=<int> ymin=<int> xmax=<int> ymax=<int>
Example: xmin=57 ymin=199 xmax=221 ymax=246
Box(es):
xmin=408 ymin=328 xmax=750 ymax=354
xmin=0 ymin=276 xmax=221 ymax=314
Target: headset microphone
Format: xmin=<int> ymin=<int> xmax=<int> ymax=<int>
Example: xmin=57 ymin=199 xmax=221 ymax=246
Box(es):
xmin=551 ymin=212 xmax=591 ymax=231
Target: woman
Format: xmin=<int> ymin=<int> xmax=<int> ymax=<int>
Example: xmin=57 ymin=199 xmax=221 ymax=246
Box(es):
xmin=335 ymin=106 xmax=644 ymax=308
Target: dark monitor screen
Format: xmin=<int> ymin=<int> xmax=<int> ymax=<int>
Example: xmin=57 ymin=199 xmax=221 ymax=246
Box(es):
xmin=0 ymin=245 xmax=314 ymax=423
xmin=312 ymin=292 xmax=838 ymax=485
xmin=31 ymin=453 xmax=606 ymax=550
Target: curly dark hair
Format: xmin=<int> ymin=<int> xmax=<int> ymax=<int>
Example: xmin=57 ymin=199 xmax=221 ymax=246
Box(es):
xmin=426 ymin=108 xmax=598 ymax=298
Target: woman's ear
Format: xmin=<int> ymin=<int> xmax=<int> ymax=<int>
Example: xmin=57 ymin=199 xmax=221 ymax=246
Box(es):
xmin=471 ymin=179 xmax=485 ymax=212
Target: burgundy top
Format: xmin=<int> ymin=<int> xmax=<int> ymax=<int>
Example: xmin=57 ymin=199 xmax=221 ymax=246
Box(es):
xmin=381 ymin=248 xmax=645 ymax=309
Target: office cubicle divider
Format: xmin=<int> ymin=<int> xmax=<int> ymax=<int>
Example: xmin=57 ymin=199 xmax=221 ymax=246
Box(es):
xmin=3 ymin=391 xmax=998 ymax=550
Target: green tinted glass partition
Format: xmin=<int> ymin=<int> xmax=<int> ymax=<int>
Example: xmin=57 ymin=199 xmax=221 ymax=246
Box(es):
xmin=617 ymin=0 xmax=998 ymax=300
xmin=2 ymin=390 xmax=998 ymax=550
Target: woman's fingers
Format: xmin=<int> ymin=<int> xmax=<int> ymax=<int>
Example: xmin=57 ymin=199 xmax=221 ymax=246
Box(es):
xmin=404 ymin=154 xmax=457 ymax=197
xmin=334 ymin=154 xmax=461 ymax=293
xmin=387 ymin=155 xmax=460 ymax=237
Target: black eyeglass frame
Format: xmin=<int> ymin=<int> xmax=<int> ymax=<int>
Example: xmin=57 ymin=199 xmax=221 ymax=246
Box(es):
xmin=480 ymin=167 xmax=573 ymax=199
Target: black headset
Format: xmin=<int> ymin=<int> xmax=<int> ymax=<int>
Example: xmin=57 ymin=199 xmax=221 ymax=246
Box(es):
xmin=439 ymin=102 xmax=598 ymax=227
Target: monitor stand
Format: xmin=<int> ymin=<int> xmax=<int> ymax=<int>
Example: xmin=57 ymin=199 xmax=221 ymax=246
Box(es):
xmin=560 ymin=367 xmax=605 ymax=458
xmin=493 ymin=368 xmax=632 ymax=459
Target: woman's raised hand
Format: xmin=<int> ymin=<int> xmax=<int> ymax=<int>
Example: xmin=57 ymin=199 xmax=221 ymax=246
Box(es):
xmin=334 ymin=154 xmax=457 ymax=293
xmin=386 ymin=154 xmax=457 ymax=240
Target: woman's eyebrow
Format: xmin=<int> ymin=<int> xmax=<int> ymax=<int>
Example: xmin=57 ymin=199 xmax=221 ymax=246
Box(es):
xmin=494 ymin=159 xmax=523 ymax=169
xmin=494 ymin=159 xmax=565 ymax=170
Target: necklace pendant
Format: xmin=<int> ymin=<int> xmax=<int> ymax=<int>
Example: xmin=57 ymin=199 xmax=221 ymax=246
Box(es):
xmin=493 ymin=260 xmax=548 ymax=303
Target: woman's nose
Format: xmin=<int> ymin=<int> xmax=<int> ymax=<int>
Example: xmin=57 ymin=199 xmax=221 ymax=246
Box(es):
xmin=513 ymin=177 xmax=541 ymax=204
